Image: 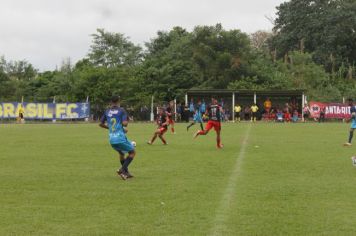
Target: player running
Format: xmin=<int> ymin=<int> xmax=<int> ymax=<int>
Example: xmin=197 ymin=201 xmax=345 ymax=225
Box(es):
xmin=187 ymin=101 xmax=204 ymax=131
xmin=99 ymin=96 xmax=136 ymax=180
xmin=147 ymin=107 xmax=169 ymax=145
xmin=344 ymin=99 xmax=356 ymax=146
xmin=194 ymin=98 xmax=223 ymax=149
xmin=166 ymin=102 xmax=175 ymax=134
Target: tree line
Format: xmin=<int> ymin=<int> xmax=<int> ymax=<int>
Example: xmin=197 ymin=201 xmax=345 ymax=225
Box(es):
xmin=0 ymin=0 xmax=355 ymax=116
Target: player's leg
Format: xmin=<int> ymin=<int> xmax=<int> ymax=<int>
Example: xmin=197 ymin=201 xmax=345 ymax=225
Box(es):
xmin=118 ymin=151 xmax=133 ymax=178
xmin=119 ymin=151 xmax=125 ymax=170
xmin=118 ymin=141 xmax=136 ymax=180
xmin=199 ymin=121 xmax=204 ymax=131
xmin=214 ymin=122 xmax=223 ymax=148
xmin=158 ymin=134 xmax=167 ymax=144
xmin=170 ymin=120 xmax=175 ymax=133
xmin=194 ymin=121 xmax=212 ymax=138
xmin=345 ymin=128 xmax=355 ymax=146
xmin=187 ymin=121 xmax=195 ymax=131
xmin=158 ymin=128 xmax=168 ymax=144
xmin=148 ymin=129 xmax=160 ymax=144
xmin=121 ymin=150 xmax=135 ymax=179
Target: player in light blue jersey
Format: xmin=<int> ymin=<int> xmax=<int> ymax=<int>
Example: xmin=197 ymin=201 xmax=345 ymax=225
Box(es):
xmin=344 ymin=99 xmax=356 ymax=146
xmin=99 ymin=96 xmax=136 ymax=180
xmin=187 ymin=101 xmax=204 ymax=131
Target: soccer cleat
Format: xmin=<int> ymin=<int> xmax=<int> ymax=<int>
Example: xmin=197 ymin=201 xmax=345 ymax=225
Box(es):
xmin=147 ymin=141 xmax=152 ymax=145
xmin=344 ymin=142 xmax=352 ymax=146
xmin=117 ymin=168 xmax=128 ymax=180
xmin=217 ymin=144 xmax=224 ymax=149
xmin=352 ymin=156 xmax=356 ymax=166
xmin=126 ymin=171 xmax=134 ymax=178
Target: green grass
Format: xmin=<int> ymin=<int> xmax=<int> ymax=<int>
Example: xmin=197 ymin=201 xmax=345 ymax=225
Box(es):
xmin=1 ymin=122 xmax=356 ymax=235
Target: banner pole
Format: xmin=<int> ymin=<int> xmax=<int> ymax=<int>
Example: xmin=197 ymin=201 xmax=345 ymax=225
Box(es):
xmin=85 ymin=96 xmax=89 ymax=122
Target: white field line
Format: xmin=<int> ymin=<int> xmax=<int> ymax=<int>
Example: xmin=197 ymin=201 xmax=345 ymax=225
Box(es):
xmin=209 ymin=124 xmax=252 ymax=236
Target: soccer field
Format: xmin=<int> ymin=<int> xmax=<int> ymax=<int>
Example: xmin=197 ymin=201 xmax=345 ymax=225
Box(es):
xmin=1 ymin=122 xmax=356 ymax=235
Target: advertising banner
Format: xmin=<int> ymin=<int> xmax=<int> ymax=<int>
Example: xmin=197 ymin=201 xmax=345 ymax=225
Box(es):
xmin=0 ymin=102 xmax=90 ymax=119
xmin=309 ymin=101 xmax=351 ymax=119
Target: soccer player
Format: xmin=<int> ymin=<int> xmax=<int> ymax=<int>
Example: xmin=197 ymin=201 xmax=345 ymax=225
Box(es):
xmin=251 ymin=103 xmax=259 ymax=122
xmin=166 ymin=102 xmax=175 ymax=134
xmin=148 ymin=107 xmax=169 ymax=145
xmin=194 ymin=98 xmax=223 ymax=149
xmin=99 ymin=96 xmax=136 ymax=180
xmin=18 ymin=104 xmax=25 ymax=123
xmin=187 ymin=101 xmax=204 ymax=131
xmin=344 ymin=99 xmax=356 ymax=146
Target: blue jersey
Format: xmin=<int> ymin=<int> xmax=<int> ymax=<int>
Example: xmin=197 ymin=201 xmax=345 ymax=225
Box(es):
xmin=101 ymin=106 xmax=128 ymax=144
xmin=351 ymin=106 xmax=356 ymax=128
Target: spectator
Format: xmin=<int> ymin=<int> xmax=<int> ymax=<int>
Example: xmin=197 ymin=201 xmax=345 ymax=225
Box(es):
xmin=284 ymin=102 xmax=291 ymax=113
xmin=276 ymin=110 xmax=284 ymax=122
xmin=292 ymin=110 xmax=299 ymax=122
xmin=200 ymin=99 xmax=206 ymax=113
xmin=189 ymin=99 xmax=195 ymax=118
xmin=284 ymin=110 xmax=291 ymax=122
xmin=264 ymin=97 xmax=272 ymax=114
xmin=184 ymin=105 xmax=190 ymax=122
xmin=234 ymin=104 xmax=242 ymax=122
xmin=251 ymin=103 xmax=259 ymax=122
xmin=244 ymin=106 xmax=251 ymax=121
xmin=269 ymin=108 xmax=276 ymax=121
xmin=319 ymin=107 xmax=325 ymax=122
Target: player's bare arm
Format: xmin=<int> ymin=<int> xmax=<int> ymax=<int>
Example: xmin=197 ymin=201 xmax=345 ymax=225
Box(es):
xmin=162 ymin=117 xmax=170 ymax=126
xmin=99 ymin=122 xmax=109 ymax=129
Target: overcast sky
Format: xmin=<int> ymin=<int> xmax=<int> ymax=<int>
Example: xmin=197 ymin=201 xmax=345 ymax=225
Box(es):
xmin=0 ymin=0 xmax=285 ymax=71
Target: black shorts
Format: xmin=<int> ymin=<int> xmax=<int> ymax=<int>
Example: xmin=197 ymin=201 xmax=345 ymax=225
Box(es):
xmin=303 ymin=113 xmax=309 ymax=119
xmin=19 ymin=113 xmax=24 ymax=119
xmin=252 ymin=112 xmax=257 ymax=118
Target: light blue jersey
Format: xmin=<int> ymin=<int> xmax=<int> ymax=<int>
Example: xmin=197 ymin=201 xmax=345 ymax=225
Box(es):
xmin=351 ymin=106 xmax=356 ymax=128
xmin=193 ymin=106 xmax=203 ymax=123
xmin=100 ymin=107 xmax=132 ymax=147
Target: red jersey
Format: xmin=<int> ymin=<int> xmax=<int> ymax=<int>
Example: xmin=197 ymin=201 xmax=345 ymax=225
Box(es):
xmin=157 ymin=113 xmax=168 ymax=128
xmin=207 ymin=104 xmax=221 ymax=121
xmin=166 ymin=107 xmax=173 ymax=119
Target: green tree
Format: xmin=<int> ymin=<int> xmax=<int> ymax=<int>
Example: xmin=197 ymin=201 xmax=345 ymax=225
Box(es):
xmin=271 ymin=0 xmax=356 ymax=71
xmin=88 ymin=29 xmax=143 ymax=67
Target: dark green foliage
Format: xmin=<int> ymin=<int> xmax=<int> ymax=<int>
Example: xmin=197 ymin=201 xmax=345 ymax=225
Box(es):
xmin=271 ymin=0 xmax=356 ymax=70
